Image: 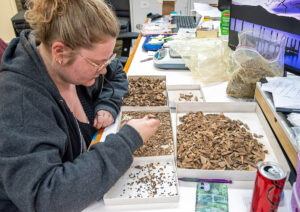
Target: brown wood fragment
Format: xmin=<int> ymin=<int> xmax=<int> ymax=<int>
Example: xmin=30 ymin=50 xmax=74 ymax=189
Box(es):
xmin=177 ymin=112 xmax=267 ymax=171
xmin=121 ymin=111 xmax=173 ymax=157
xmin=123 ymin=77 xmax=167 ymax=106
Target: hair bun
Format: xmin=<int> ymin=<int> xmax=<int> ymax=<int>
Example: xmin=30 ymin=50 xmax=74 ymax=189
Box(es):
xmin=25 ymin=0 xmax=119 ymax=50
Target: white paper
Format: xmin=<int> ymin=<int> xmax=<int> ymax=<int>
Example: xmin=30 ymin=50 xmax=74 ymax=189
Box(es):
xmin=176 ymin=28 xmax=197 ymax=38
xmin=262 ymin=77 xmax=300 ymax=97
xmin=288 ymin=113 xmax=300 ymax=127
xmin=193 ymin=3 xmax=221 ymax=18
xmin=272 ymin=94 xmax=300 ymax=111
xmin=261 ymin=76 xmax=300 ymax=111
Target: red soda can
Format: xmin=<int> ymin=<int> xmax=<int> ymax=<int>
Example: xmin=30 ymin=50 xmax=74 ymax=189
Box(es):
xmin=250 ymin=161 xmax=287 ymax=212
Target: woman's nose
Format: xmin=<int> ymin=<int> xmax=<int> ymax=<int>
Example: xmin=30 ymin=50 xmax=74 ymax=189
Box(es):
xmin=96 ymin=67 xmax=107 ymax=76
xmin=99 ymin=67 xmax=107 ymax=75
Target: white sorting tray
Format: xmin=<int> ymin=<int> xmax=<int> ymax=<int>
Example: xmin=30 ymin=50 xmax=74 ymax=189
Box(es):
xmin=175 ymin=102 xmax=290 ymax=181
xmin=118 ymin=106 xmax=175 ymax=157
xmin=167 ymin=84 xmax=205 ymax=108
xmin=104 ymin=155 xmax=179 ymax=205
xmin=125 ymin=75 xmax=168 ymax=106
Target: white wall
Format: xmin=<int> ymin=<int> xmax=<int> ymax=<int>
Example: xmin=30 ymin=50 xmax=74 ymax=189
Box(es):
xmin=0 ymin=0 xmax=18 ymax=43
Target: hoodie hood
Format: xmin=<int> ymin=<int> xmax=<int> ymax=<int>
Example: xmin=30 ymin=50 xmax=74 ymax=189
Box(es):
xmin=1 ymin=30 xmax=60 ymax=98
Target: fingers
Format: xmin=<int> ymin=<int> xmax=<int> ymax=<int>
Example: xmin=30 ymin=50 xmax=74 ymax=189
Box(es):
xmin=93 ymin=110 xmax=114 ymax=129
xmin=144 ymin=114 xmax=160 ymax=128
xmin=127 ymin=114 xmax=161 ymax=143
xmin=144 ymin=114 xmax=159 ymax=120
xmin=93 ymin=116 xmax=104 ymax=129
xmin=148 ymin=117 xmax=160 ymax=130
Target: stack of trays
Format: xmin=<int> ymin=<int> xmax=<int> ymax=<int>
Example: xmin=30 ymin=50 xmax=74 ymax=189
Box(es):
xmin=105 ymin=75 xmax=180 ymax=205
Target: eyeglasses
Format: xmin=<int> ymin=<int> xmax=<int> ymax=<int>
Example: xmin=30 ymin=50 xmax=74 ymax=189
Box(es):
xmin=80 ymin=53 xmax=116 ymax=74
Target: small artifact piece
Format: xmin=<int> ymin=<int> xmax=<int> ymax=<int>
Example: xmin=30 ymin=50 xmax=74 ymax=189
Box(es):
xmin=118 ymin=162 xmax=178 ymax=199
xmin=123 ymin=77 xmax=167 ymax=106
xmin=177 ymin=111 xmax=267 ymax=171
xmin=121 ymin=111 xmax=174 ymax=156
xmin=178 ymin=92 xmax=196 ymax=102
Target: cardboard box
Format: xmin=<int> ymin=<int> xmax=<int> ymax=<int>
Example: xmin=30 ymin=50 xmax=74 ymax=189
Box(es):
xmin=162 ymin=0 xmax=175 ymax=16
xmin=196 ymin=29 xmax=219 ymax=38
xmin=175 ymin=102 xmax=290 ymax=181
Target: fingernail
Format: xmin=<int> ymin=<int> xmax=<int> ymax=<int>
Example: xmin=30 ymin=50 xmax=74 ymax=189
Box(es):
xmin=148 ymin=115 xmax=159 ymax=119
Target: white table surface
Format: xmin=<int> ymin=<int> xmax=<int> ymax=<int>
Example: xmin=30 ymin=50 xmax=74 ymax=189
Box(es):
xmin=83 ymin=36 xmax=293 ymax=211
xmin=83 ymin=181 xmax=292 ymax=212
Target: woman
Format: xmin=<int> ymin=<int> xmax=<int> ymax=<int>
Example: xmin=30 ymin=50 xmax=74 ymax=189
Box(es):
xmin=0 ymin=0 xmax=160 ymax=211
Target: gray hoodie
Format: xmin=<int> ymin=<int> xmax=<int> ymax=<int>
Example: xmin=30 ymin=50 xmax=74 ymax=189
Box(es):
xmin=0 ymin=30 xmax=142 ymax=212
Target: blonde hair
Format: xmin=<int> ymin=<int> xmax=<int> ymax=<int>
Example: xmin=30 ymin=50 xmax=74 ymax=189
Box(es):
xmin=25 ymin=0 xmax=120 ymax=50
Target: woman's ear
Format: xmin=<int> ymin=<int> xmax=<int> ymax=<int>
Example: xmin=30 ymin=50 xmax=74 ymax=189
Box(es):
xmin=51 ymin=42 xmax=72 ymax=65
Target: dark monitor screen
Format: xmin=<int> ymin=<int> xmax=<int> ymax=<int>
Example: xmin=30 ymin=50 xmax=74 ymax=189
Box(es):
xmin=228 ymin=1 xmax=300 ymax=75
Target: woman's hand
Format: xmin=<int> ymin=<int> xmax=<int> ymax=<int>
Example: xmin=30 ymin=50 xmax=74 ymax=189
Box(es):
xmin=127 ymin=114 xmax=160 ymax=143
xmin=93 ymin=110 xmax=114 ymax=129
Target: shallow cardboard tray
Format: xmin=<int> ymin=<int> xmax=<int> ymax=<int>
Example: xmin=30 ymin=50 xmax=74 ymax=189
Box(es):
xmin=175 ymin=102 xmax=290 ymax=181
xmin=127 ymin=75 xmax=166 ymax=81
xmin=118 ymin=106 xmax=175 ymax=157
xmin=167 ymin=84 xmax=205 ymax=108
xmin=103 ymin=155 xmax=179 ymax=205
xmin=125 ymin=75 xmax=168 ymax=106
